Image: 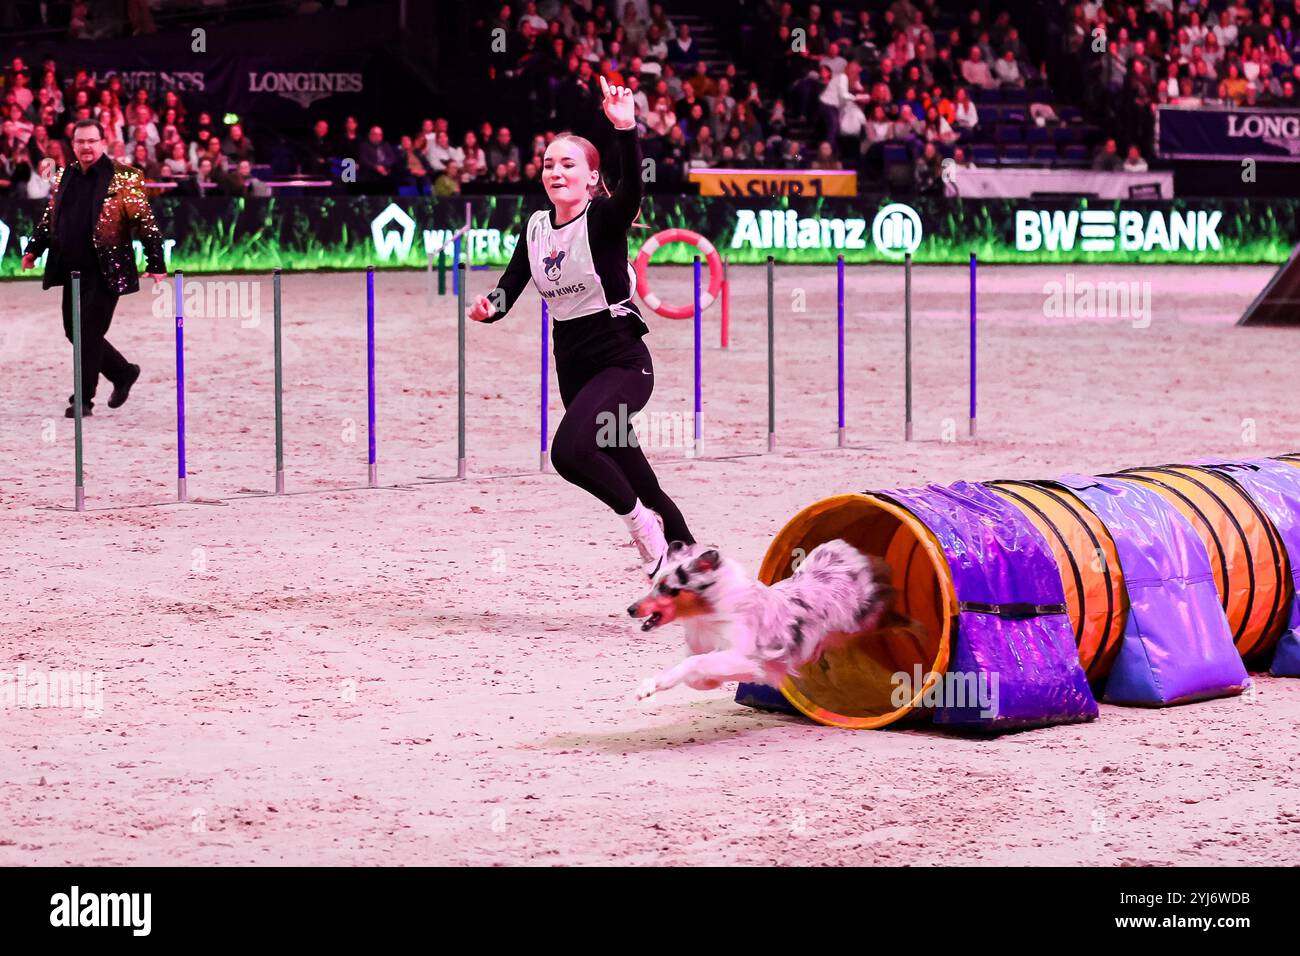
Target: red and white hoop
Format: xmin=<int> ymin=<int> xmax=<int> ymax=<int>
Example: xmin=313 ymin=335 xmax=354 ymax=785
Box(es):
xmin=634 ymin=228 xmax=725 ymax=320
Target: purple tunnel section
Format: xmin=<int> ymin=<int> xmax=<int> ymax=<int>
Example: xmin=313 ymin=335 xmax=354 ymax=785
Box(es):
xmin=880 ymin=481 xmax=1098 ymax=731
xmin=1055 ymin=474 xmax=1250 ymax=706
xmin=734 ymin=681 xmax=799 ymax=716
xmin=1197 ymin=459 xmax=1300 ymax=677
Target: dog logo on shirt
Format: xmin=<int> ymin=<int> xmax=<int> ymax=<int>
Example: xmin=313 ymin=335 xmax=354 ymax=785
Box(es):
xmin=542 ymin=247 xmax=566 ymax=283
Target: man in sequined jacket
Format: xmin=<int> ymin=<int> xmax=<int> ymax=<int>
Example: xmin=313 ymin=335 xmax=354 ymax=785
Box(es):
xmin=23 ymin=118 xmax=167 ymax=417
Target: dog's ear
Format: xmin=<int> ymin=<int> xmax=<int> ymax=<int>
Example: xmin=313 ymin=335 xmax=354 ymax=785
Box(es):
xmin=667 ymin=540 xmax=688 ymax=555
xmin=691 ymin=548 xmax=721 ymax=573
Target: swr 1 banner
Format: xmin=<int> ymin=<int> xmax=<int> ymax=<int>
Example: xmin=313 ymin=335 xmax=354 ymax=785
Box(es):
xmin=1156 ymin=105 xmax=1300 ymax=162
xmin=688 ymin=168 xmax=858 ymax=197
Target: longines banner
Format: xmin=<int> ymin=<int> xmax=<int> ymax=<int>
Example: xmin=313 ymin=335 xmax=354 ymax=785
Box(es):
xmin=0 ymin=196 xmax=1295 ymax=277
xmin=63 ymin=51 xmax=372 ymax=125
xmin=688 ymin=168 xmax=858 ymax=197
xmin=1156 ymin=105 xmax=1300 ymax=162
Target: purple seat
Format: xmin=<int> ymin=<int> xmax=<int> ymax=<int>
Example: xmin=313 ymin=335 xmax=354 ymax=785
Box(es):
xmin=1059 ymin=144 xmax=1090 ymax=165
xmin=1000 ymin=144 xmax=1031 ymax=164
xmin=882 ymin=142 xmax=910 ymax=164
xmin=1029 ymin=144 xmax=1059 ymax=164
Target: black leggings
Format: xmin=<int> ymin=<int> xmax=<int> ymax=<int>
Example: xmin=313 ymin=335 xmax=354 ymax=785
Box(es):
xmin=550 ymin=342 xmax=695 ymax=545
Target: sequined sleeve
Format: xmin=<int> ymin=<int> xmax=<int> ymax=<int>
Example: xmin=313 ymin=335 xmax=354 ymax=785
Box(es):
xmin=25 ymin=167 xmax=62 ymax=261
xmin=120 ymin=169 xmax=167 ymax=275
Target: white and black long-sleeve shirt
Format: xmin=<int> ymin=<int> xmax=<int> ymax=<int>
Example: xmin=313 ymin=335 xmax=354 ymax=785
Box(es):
xmin=484 ymin=126 xmax=650 ymax=367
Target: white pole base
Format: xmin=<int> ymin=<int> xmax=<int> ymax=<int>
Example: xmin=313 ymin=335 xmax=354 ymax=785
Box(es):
xmin=457 ymin=457 xmax=467 ymax=480
xmin=75 ymin=486 xmax=84 ymax=512
xmin=178 ymin=477 xmax=188 ymax=502
xmin=838 ymin=426 xmax=845 ymax=448
xmin=905 ymin=422 xmax=914 ymax=442
xmin=275 ymin=469 xmax=285 ymax=495
xmin=768 ymin=432 xmax=775 ymax=453
xmin=970 ymin=418 xmax=977 ymax=440
xmin=368 ymin=463 xmax=378 ymax=488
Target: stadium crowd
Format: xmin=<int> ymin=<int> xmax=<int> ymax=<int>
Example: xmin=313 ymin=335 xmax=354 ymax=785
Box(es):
xmin=4 ymin=0 xmax=1300 ymax=197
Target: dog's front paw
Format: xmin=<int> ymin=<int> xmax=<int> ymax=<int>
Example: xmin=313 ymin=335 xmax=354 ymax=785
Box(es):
xmin=635 ymin=677 xmax=659 ymax=701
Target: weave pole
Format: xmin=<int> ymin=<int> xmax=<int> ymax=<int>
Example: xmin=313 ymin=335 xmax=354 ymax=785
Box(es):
xmin=767 ymin=255 xmax=775 ymax=453
xmin=175 ymin=271 xmax=188 ymax=502
xmin=438 ymin=246 xmax=447 ymax=295
xmin=457 ymin=260 xmax=467 ymax=479
xmin=969 ymin=252 xmax=978 ymax=439
xmin=71 ymin=272 xmax=85 ymax=511
xmin=540 ymin=300 xmax=549 ymax=472
xmin=837 ymin=254 xmax=845 ymax=448
xmin=274 ymin=269 xmax=285 ymax=494
xmin=366 ymin=266 xmax=377 ymax=488
xmin=693 ymin=254 xmax=702 ymax=459
xmin=720 ymin=255 xmax=730 ymax=348
xmin=452 ymin=235 xmax=462 ymax=298
xmin=904 ymin=253 xmax=913 ymax=442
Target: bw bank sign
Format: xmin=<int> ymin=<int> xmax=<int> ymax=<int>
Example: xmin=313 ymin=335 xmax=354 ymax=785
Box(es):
xmin=1015 ymin=208 xmax=1222 ymax=253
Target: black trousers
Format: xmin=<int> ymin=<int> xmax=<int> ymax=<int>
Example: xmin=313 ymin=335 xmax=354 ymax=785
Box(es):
xmin=60 ymin=269 xmax=128 ymax=407
xmin=550 ymin=338 xmax=695 ymax=546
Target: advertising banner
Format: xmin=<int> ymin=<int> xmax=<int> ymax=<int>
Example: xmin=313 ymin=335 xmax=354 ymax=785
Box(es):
xmin=1 ymin=195 xmax=1295 ymax=278
xmin=1156 ymin=105 xmax=1300 ymax=162
xmin=687 ymin=168 xmax=858 ymax=197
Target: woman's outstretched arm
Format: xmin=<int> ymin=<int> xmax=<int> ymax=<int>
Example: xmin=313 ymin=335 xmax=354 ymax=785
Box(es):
xmin=474 ymin=230 xmax=531 ymax=323
xmin=598 ymin=75 xmax=641 ymax=228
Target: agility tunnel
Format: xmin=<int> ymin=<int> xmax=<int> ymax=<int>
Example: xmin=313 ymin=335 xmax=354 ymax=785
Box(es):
xmin=736 ymin=455 xmax=1300 ymax=731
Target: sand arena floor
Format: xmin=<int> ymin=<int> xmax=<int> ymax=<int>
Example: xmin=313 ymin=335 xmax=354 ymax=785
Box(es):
xmin=2 ymin=263 xmax=1299 ymax=865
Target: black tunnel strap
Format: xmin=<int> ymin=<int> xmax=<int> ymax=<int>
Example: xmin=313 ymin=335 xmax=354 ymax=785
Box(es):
xmin=959 ymin=601 xmax=1068 ymax=619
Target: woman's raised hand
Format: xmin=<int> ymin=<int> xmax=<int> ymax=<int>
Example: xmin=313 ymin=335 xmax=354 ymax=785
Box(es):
xmin=599 ymin=75 xmax=636 ymax=130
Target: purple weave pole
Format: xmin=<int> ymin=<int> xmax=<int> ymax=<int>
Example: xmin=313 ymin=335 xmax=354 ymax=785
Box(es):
xmin=367 ymin=266 xmax=377 ymax=488
xmin=693 ymin=255 xmax=702 ymax=458
xmin=175 ymin=271 xmax=188 ymax=502
xmin=837 ymin=254 xmax=845 ymax=448
xmin=969 ymin=252 xmax=978 ymax=439
xmin=540 ymin=300 xmax=549 ymax=471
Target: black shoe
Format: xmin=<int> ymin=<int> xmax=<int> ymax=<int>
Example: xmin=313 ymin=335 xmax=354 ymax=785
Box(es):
xmin=107 ymin=363 xmax=140 ymax=409
xmin=65 ymin=404 xmax=92 ymax=418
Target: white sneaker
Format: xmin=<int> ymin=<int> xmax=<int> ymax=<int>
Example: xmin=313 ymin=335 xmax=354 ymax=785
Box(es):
xmin=630 ymin=510 xmax=669 ymax=578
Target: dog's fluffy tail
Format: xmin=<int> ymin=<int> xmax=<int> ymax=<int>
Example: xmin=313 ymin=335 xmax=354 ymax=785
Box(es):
xmin=790 ymin=539 xmax=896 ymax=638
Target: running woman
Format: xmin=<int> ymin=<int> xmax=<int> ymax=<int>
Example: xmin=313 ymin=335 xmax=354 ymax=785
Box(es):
xmin=470 ymin=77 xmax=693 ymax=577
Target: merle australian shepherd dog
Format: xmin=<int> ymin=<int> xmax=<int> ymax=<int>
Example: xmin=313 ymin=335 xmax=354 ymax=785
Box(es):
xmin=627 ymin=540 xmax=894 ymax=700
